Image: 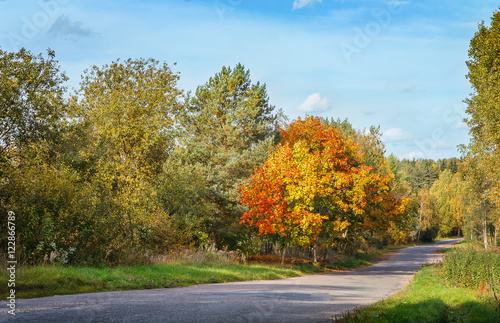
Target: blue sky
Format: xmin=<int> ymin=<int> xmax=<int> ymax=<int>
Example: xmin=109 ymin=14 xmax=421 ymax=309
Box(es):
xmin=1 ymin=0 xmax=499 ymax=160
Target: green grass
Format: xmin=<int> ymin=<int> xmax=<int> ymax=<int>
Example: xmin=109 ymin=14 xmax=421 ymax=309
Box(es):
xmin=335 ymin=264 xmax=500 ymax=323
xmin=0 ymin=243 xmax=418 ymax=300
xmin=327 ymin=256 xmax=373 ymax=270
xmin=326 ymin=245 xmax=406 ymax=270
xmin=0 ymin=263 xmax=323 ymax=299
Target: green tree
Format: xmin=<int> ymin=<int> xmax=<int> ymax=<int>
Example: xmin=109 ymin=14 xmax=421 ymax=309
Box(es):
xmin=157 ymin=157 xmax=214 ymax=249
xmin=462 ymin=155 xmax=497 ymax=249
xmin=463 ymin=9 xmax=500 ymax=247
xmin=70 ymin=58 xmax=183 ymax=257
xmin=0 ymin=48 xmax=67 ymax=162
xmin=181 ymin=63 xmax=279 ymax=248
xmin=465 ymin=10 xmax=500 ymax=150
xmin=0 ymin=48 xmax=71 ymax=263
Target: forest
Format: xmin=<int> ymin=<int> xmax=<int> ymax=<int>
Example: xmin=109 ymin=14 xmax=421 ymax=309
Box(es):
xmin=1 ymin=10 xmax=500 ymax=267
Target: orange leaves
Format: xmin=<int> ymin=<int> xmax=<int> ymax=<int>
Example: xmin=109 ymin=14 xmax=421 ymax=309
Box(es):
xmin=240 ymin=116 xmax=408 ymax=248
xmin=240 ymin=117 xmax=365 ymax=246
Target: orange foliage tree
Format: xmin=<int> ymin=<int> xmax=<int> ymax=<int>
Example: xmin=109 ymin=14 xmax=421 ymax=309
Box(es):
xmin=239 ymin=116 xmax=406 ymax=263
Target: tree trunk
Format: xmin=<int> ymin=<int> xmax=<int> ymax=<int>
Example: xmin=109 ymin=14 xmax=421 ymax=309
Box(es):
xmin=312 ymin=246 xmax=317 ymax=263
xmin=483 ymin=218 xmax=488 ymax=250
xmin=495 ymin=228 xmax=498 ymax=247
xmin=280 ymin=244 xmax=288 ymax=266
xmin=212 ymin=207 xmax=221 ymax=249
xmin=457 ymin=227 xmax=461 ymax=237
xmin=418 ymin=201 xmax=423 ymax=242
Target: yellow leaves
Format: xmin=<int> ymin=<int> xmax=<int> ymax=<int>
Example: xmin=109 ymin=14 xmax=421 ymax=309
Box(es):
xmin=240 ymin=116 xmax=409 ymax=249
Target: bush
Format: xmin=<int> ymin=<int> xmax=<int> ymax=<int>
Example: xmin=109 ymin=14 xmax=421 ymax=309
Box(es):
xmin=420 ymin=227 xmax=438 ymax=242
xmin=442 ymin=247 xmax=500 ymax=294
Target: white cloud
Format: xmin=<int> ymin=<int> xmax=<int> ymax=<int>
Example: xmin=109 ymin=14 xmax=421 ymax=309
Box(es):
xmin=454 ymin=121 xmax=468 ymax=129
xmin=297 ymin=93 xmax=331 ymax=112
xmin=49 ymin=15 xmax=95 ymax=38
xmin=382 ymin=128 xmax=414 ymax=142
xmin=292 ymin=0 xmax=322 ymax=10
xmin=402 ymin=151 xmax=425 ymax=160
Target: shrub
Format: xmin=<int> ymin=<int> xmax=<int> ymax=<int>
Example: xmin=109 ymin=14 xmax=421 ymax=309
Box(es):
xmin=442 ymin=247 xmax=500 ymax=294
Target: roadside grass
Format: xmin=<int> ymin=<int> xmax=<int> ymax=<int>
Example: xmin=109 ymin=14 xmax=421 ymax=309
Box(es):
xmin=0 ymin=242 xmax=416 ymax=300
xmin=0 ymin=263 xmax=323 ymax=299
xmin=326 ymin=245 xmax=407 ymax=270
xmin=438 ymin=239 xmax=468 ymax=253
xmin=334 ymin=255 xmax=500 ymax=322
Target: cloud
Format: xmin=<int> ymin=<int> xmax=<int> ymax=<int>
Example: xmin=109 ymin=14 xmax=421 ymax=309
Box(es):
xmin=297 ymin=93 xmax=331 ymax=112
xmin=292 ymin=0 xmax=322 ymax=10
xmin=454 ymin=121 xmax=468 ymax=129
xmin=383 ymin=128 xmax=415 ymax=142
xmin=49 ymin=15 xmax=95 ymax=38
xmin=402 ymin=151 xmax=425 ymax=160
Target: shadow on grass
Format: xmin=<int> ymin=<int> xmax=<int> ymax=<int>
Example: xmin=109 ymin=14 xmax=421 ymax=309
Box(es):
xmin=334 ymin=298 xmax=500 ymax=323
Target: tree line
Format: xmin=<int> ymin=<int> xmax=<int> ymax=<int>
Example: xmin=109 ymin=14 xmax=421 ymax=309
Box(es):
xmin=1 ymin=10 xmax=500 ymax=265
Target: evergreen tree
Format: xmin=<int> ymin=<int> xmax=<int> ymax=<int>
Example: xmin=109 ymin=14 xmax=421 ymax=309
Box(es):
xmin=181 ymin=63 xmax=280 ymax=247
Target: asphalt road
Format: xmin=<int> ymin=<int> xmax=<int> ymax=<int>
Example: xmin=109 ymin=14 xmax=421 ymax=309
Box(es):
xmin=1 ymin=238 xmax=462 ymax=323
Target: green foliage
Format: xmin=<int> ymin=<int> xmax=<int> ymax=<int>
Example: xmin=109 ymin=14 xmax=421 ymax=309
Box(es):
xmin=67 ymin=57 xmax=184 ymax=260
xmin=181 ymin=63 xmax=279 ymax=247
xmin=326 ymin=255 xmax=373 ymax=270
xmin=0 ymin=48 xmax=67 ymax=161
xmin=157 ymin=158 xmax=214 ymax=249
xmin=442 ymin=247 xmax=500 ymax=294
xmin=71 ymin=57 xmax=183 ymax=176
xmin=462 ymin=8 xmax=500 ymax=248
xmin=465 ymin=10 xmax=500 ymax=149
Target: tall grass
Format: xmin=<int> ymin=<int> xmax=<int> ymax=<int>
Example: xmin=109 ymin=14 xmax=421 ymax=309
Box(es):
xmin=442 ymin=246 xmax=500 ymax=294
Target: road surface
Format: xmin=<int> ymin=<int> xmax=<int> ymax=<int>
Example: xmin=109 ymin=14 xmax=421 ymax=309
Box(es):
xmin=1 ymin=238 xmax=462 ymax=322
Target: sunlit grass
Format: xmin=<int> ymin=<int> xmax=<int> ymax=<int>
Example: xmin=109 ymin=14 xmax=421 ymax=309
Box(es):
xmin=0 ymin=263 xmax=322 ymax=299
xmin=335 ymin=264 xmax=500 ymax=323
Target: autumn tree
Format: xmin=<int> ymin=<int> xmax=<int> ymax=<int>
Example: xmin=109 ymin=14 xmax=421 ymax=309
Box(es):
xmin=449 ymin=171 xmax=467 ymax=237
xmin=69 ymin=58 xmax=183 ymax=258
xmin=324 ymin=119 xmax=410 ymax=245
xmin=240 ymin=117 xmax=406 ymax=263
xmin=430 ymin=169 xmax=455 ymax=236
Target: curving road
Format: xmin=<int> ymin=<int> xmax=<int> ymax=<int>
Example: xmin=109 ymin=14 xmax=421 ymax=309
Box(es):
xmin=1 ymin=239 xmax=462 ymax=323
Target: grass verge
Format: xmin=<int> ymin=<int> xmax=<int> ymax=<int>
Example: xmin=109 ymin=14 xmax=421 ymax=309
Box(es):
xmin=0 ymin=243 xmax=413 ymax=300
xmin=326 ymin=245 xmax=407 ymax=270
xmin=334 ymin=264 xmax=500 ymax=323
xmin=0 ymin=263 xmax=323 ymax=299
